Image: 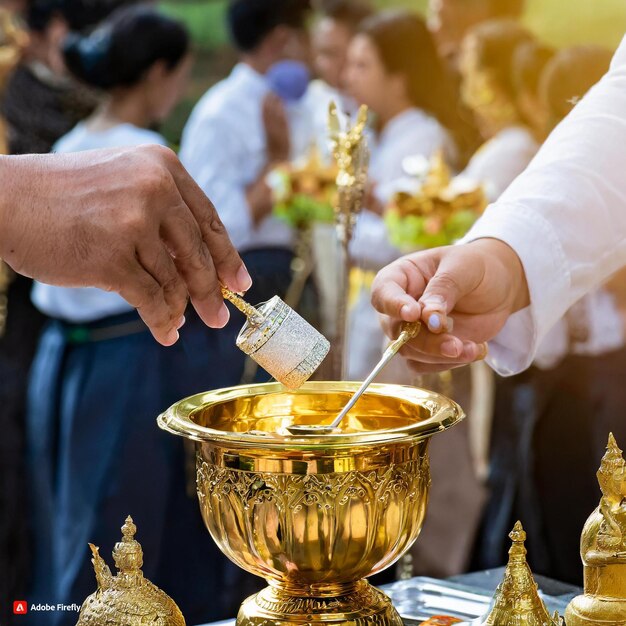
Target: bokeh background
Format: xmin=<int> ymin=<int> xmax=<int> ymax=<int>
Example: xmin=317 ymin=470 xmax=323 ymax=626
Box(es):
xmin=158 ymin=0 xmax=626 ymax=145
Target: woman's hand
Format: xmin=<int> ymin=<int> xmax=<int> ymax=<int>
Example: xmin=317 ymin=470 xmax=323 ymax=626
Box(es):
xmin=371 ymin=238 xmax=530 ymax=373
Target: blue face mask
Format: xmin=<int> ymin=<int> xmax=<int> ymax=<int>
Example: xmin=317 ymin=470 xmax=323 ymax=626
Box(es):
xmin=266 ymin=60 xmax=311 ymax=103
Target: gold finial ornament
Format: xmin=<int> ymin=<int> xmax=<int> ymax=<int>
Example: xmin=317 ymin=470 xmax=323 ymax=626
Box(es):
xmin=75 ymin=516 xmax=185 ymax=626
xmin=327 ymin=101 xmax=370 ymax=378
xmin=421 ymin=150 xmax=452 ymax=197
xmin=566 ymin=433 xmax=626 ymax=626
xmin=481 ymin=521 xmax=563 ymax=626
xmin=221 ymin=286 xmax=330 ymax=389
xmin=1 ymin=6 xmax=28 ymax=155
xmin=328 ymin=101 xmax=369 ymax=245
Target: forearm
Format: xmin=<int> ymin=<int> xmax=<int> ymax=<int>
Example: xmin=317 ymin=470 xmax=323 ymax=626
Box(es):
xmin=0 ymin=154 xmax=38 ymax=269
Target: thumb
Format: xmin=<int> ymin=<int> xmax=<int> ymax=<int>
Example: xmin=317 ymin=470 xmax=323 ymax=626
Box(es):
xmin=419 ymin=260 xmax=468 ymax=334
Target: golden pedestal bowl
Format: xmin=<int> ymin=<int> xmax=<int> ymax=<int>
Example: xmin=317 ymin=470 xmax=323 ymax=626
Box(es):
xmin=157 ymin=382 xmax=463 ymax=626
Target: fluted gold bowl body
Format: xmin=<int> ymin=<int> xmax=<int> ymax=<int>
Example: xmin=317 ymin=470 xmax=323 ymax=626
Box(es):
xmin=158 ymin=382 xmax=463 ymax=626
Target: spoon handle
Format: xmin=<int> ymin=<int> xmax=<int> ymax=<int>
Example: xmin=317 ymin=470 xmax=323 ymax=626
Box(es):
xmin=329 ymin=321 xmax=421 ymax=430
xmin=221 ymin=286 xmax=264 ymax=326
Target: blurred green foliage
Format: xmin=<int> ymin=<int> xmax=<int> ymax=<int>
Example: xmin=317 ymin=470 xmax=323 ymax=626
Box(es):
xmin=159 ymin=0 xmax=229 ymax=50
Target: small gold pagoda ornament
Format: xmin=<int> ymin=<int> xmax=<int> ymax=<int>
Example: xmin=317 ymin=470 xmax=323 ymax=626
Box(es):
xmin=481 ymin=521 xmax=562 ymax=626
xmin=75 ymin=516 xmax=185 ymax=626
xmin=566 ymin=433 xmax=626 ymax=626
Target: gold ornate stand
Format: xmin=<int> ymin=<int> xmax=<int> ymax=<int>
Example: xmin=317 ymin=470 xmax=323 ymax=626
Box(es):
xmin=238 ymin=580 xmax=401 ymax=626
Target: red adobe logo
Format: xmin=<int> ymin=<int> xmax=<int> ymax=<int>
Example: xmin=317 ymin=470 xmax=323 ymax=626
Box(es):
xmin=13 ymin=601 xmax=28 ymax=615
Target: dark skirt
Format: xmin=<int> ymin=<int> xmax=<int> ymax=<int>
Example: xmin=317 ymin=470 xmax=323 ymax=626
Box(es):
xmin=26 ymin=308 xmax=263 ymax=626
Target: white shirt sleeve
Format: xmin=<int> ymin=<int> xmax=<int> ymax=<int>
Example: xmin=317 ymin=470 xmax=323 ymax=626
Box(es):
xmin=180 ymin=116 xmax=254 ymax=250
xmin=461 ymin=36 xmax=626 ymax=376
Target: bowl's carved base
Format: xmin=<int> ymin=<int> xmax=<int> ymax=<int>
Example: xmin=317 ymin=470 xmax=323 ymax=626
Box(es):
xmin=236 ymin=580 xmax=402 ymax=626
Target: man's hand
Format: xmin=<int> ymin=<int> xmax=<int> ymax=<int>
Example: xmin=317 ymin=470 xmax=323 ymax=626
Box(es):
xmin=0 ymin=145 xmax=252 ymax=346
xmin=371 ymin=239 xmax=530 ymax=373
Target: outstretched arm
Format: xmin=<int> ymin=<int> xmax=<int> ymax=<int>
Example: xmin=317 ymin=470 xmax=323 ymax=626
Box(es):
xmin=0 ymin=145 xmax=252 ymax=346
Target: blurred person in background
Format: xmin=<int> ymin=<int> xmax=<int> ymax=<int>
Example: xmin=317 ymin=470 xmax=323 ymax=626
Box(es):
xmin=473 ymin=43 xmax=618 ymax=584
xmin=306 ymin=0 xmax=373 ymax=150
xmin=344 ymin=9 xmax=463 ymax=381
xmin=1 ymin=0 xmax=126 ymax=154
xmin=342 ymin=19 xmax=484 ymax=579
xmin=541 ymin=45 xmax=614 ymax=133
xmin=428 ymin=0 xmax=525 ymax=70
xmin=512 ymin=38 xmax=555 ymax=141
xmin=458 ymin=20 xmax=538 ymax=201
xmin=427 ymin=0 xmax=527 ymax=164
xmin=25 ymin=7 xmax=257 ymax=624
xmin=180 ymin=0 xmax=316 ymax=385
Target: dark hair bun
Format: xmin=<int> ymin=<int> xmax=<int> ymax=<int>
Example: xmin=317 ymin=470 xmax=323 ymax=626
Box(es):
xmin=62 ymin=5 xmax=189 ymax=90
xmin=63 ymin=28 xmax=115 ymax=89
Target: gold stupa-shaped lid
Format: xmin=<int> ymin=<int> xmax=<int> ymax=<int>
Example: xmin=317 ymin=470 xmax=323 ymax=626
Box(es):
xmin=75 ymin=515 xmax=185 ymax=626
xmin=483 ymin=522 xmax=562 ymax=626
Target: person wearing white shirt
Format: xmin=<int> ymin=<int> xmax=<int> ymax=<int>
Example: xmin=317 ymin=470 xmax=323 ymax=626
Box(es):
xmin=180 ymin=1 xmax=324 ymax=379
xmin=457 ymin=20 xmax=538 ymax=202
xmin=25 ymin=10 xmax=258 ymax=626
xmin=180 ymin=0 xmax=311 ymax=256
xmin=342 ymin=10 xmax=459 ymax=379
xmin=454 ymin=31 xmax=620 ymax=580
xmin=369 ymin=38 xmax=626 ymax=582
xmin=304 ymin=0 xmax=374 ymax=158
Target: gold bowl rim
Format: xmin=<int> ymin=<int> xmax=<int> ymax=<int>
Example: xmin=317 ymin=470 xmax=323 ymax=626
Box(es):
xmin=157 ymin=381 xmax=464 ymax=449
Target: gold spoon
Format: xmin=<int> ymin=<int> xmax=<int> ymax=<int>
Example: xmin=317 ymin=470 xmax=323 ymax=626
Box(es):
xmin=286 ymin=321 xmax=422 ymax=436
